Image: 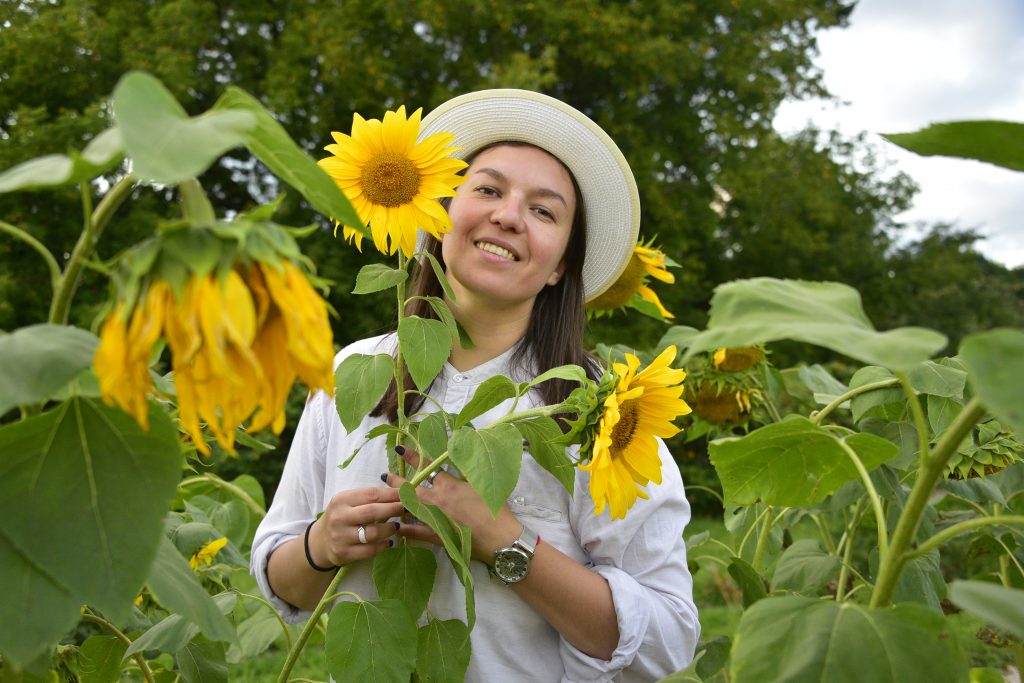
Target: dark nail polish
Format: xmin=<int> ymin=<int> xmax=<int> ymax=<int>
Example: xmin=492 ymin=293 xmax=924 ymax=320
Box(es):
xmin=393 ymin=521 xmax=401 ymax=530
xmin=388 ymin=539 xmax=395 ymax=548
xmin=380 ymin=473 xmax=388 ymax=483
xmin=395 ymin=445 xmax=405 ymax=455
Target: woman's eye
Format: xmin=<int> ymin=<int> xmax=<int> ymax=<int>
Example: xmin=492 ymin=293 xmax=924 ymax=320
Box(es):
xmin=475 ymin=185 xmax=498 ymax=196
xmin=534 ymin=207 xmax=555 ymax=220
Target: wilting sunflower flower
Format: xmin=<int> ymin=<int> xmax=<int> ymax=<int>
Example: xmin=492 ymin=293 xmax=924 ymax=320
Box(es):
xmin=587 ymin=239 xmax=678 ymax=319
xmin=189 ymin=537 xmax=227 ymax=572
xmin=95 ymin=257 xmax=334 ymax=455
xmin=580 ymin=346 xmax=691 ymax=519
xmin=318 ymin=105 xmax=467 ymax=258
xmin=686 ymin=382 xmax=754 ymax=427
xmin=712 ymin=346 xmax=765 ymax=372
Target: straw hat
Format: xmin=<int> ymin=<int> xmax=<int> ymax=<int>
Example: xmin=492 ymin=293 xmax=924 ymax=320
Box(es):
xmin=418 ymin=89 xmax=640 ymax=302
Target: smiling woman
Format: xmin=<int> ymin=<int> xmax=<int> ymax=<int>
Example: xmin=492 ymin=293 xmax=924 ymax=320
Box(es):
xmin=252 ymin=89 xmax=700 ymax=682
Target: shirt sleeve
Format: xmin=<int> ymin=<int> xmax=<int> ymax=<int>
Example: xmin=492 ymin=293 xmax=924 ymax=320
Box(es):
xmin=559 ymin=439 xmax=700 ymax=682
xmin=249 ymin=388 xmax=330 ymax=624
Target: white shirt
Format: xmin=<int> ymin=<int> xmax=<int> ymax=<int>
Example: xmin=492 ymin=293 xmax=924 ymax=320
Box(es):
xmin=251 ymin=334 xmax=700 ymax=682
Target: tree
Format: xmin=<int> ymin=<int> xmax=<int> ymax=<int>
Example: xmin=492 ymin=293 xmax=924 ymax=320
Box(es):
xmin=2 ymin=0 xmax=855 ymax=347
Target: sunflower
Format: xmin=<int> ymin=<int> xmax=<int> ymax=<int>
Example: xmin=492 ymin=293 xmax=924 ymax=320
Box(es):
xmin=580 ymin=345 xmax=692 ymax=519
xmin=587 ymin=239 xmax=677 ymax=319
xmin=686 ymin=382 xmax=754 ymax=426
xmin=712 ymin=346 xmax=764 ymax=372
xmin=95 ymin=260 xmax=334 ymax=455
xmin=318 ymin=105 xmax=468 ymax=258
xmin=189 ymin=537 xmax=227 ymax=572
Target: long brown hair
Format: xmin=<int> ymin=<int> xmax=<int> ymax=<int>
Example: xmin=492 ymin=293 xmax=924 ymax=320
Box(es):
xmin=373 ymin=141 xmax=600 ymax=422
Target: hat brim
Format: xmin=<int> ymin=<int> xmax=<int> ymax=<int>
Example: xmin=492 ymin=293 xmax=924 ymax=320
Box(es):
xmin=418 ymin=89 xmax=640 ymax=303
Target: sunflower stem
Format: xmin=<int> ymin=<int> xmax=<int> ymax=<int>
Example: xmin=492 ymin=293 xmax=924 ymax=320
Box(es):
xmin=810 ymin=378 xmax=901 ymax=425
xmin=394 ymin=250 xmax=409 ymax=478
xmin=49 ymin=174 xmax=135 ymax=324
xmin=276 ymin=566 xmax=348 ymax=683
xmin=81 ymin=610 xmax=156 ymax=683
xmin=0 ymin=220 xmax=62 ymax=296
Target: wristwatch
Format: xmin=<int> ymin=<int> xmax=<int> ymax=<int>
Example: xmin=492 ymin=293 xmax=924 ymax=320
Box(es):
xmin=491 ymin=525 xmax=539 ymax=584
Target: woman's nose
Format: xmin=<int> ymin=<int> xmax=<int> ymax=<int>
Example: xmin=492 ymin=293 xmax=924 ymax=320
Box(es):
xmin=490 ymin=197 xmax=525 ymax=232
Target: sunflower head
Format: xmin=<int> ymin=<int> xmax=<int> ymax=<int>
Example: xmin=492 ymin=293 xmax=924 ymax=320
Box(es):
xmin=945 ymin=420 xmax=1023 ymax=479
xmin=189 ymin=536 xmax=227 ymax=572
xmin=94 ymin=218 xmax=335 ymax=456
xmin=318 ymin=105 xmax=468 ymax=258
xmin=685 ymin=381 xmax=755 ymax=427
xmin=712 ymin=346 xmax=765 ymax=372
xmin=587 ymin=238 xmax=678 ymax=320
xmin=578 ymin=346 xmax=692 ymax=519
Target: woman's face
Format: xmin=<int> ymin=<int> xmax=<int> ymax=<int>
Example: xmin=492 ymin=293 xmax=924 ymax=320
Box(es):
xmin=441 ymin=144 xmax=576 ymax=312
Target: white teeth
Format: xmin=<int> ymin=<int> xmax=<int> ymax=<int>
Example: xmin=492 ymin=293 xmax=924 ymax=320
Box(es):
xmin=476 ymin=242 xmax=516 ymax=261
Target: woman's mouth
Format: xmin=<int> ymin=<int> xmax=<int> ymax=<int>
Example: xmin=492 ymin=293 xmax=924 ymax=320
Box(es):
xmin=475 ymin=241 xmax=518 ymax=261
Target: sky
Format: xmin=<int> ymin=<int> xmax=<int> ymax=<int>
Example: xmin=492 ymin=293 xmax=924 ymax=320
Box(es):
xmin=772 ymin=0 xmax=1024 ymax=268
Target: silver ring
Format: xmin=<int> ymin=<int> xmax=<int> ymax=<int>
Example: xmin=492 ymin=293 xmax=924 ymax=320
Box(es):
xmin=420 ymin=469 xmax=441 ymax=489
xmin=357 ymin=525 xmax=368 ymax=544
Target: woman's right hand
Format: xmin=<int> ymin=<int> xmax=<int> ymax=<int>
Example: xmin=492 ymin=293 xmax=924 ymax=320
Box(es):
xmin=308 ymin=485 xmax=406 ymax=567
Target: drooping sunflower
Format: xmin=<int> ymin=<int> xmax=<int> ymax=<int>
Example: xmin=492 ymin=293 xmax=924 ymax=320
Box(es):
xmin=587 ymin=239 xmax=678 ymax=319
xmin=318 ymin=105 xmax=468 ymax=258
xmin=686 ymin=382 xmax=754 ymax=427
xmin=580 ymin=345 xmax=692 ymax=519
xmin=712 ymin=346 xmax=765 ymax=372
xmin=95 ymin=227 xmax=335 ymax=455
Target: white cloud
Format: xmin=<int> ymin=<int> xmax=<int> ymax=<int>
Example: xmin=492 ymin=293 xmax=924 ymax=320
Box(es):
xmin=774 ymin=0 xmax=1024 ymax=267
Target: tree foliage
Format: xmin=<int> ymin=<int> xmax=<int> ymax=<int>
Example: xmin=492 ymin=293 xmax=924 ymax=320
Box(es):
xmin=2 ymin=0 xmax=1019 ymax=381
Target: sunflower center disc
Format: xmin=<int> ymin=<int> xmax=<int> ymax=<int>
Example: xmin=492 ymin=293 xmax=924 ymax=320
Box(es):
xmin=361 ymin=151 xmax=421 ymax=207
xmin=611 ymin=399 xmax=640 ymax=452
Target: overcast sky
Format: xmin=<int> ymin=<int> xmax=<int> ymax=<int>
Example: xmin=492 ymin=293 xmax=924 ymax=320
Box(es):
xmin=773 ymin=0 xmax=1024 ymax=268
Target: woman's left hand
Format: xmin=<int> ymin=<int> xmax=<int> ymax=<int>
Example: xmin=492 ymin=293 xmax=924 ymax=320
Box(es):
xmin=382 ymin=445 xmax=524 ymax=564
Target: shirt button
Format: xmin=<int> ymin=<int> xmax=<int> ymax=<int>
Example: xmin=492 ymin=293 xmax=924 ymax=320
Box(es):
xmin=453 ymin=374 xmax=463 ymax=382
xmin=514 ymin=496 xmax=526 ymax=505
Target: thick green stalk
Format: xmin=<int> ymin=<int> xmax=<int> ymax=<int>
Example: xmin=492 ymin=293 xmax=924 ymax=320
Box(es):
xmin=276 ymin=566 xmax=349 ymax=683
xmin=81 ymin=611 xmax=155 ymax=683
xmin=811 ymin=378 xmax=901 ymax=425
xmin=49 ymin=175 xmax=135 ymax=324
xmin=869 ymin=397 xmax=985 ymax=607
xmin=750 ymin=506 xmax=777 ymax=573
xmin=0 ymin=220 xmax=61 ymax=294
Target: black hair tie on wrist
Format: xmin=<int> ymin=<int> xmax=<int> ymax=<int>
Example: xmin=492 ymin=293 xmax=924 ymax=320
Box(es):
xmin=304 ymin=520 xmax=338 ymax=573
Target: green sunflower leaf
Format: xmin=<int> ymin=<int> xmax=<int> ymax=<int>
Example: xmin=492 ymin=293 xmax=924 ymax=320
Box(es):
xmin=352 ymin=263 xmax=408 ymax=294
xmin=416 ymin=618 xmax=472 ymax=683
xmin=398 ymin=316 xmax=450 ymax=392
xmin=0 ymin=127 xmax=123 ymax=193
xmin=0 ymin=324 xmax=99 ymax=417
xmin=326 ymin=599 xmax=418 ymax=683
xmin=882 ymin=120 xmax=1024 ymax=172
xmin=683 ymin=278 xmax=947 ymax=371
xmin=112 ymin=71 xmax=254 ymax=184
xmin=335 ymin=353 xmax=394 ymax=433
xmin=212 ymin=86 xmax=365 ymax=234
xmin=709 ymin=416 xmax=896 ymax=507
xmin=373 ymin=546 xmax=437 ymax=621
xmin=730 ymin=596 xmax=968 ymax=683
xmin=960 ymin=328 xmax=1024 ymax=434
xmin=449 ymin=424 xmax=523 ymax=517
xmin=455 ymin=375 xmax=517 ymax=429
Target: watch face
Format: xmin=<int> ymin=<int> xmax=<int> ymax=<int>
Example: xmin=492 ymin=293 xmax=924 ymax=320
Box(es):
xmin=494 ymin=547 xmax=530 ymax=583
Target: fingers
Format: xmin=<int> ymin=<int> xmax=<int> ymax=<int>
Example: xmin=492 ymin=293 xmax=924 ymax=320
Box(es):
xmin=398 ymin=522 xmax=442 ymax=546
